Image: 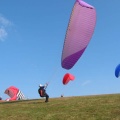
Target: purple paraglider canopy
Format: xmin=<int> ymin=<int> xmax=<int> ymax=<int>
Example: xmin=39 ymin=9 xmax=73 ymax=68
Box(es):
xmin=61 ymin=0 xmax=96 ymax=69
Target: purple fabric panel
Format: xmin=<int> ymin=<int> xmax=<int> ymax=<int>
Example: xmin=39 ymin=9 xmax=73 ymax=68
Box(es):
xmin=62 ymin=47 xmax=86 ymax=69
xmin=61 ymin=1 xmax=96 ymax=69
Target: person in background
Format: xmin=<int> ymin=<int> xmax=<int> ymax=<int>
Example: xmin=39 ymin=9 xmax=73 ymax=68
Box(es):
xmin=38 ymin=83 xmax=49 ymax=102
xmin=0 ymin=96 xmax=2 ymax=100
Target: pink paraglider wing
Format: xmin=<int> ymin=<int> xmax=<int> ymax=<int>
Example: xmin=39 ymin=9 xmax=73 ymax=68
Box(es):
xmin=61 ymin=0 xmax=96 ymax=69
xmin=4 ymin=86 xmax=19 ymax=101
xmin=4 ymin=86 xmax=25 ymax=101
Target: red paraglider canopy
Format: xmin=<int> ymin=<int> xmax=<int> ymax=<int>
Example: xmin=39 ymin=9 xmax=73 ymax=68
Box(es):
xmin=62 ymin=73 xmax=75 ymax=85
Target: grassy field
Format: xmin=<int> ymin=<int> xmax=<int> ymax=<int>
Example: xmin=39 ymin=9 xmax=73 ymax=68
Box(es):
xmin=0 ymin=94 xmax=120 ymax=120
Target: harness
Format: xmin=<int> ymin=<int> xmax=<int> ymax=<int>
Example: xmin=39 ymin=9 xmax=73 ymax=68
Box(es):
xmin=38 ymin=87 xmax=45 ymax=97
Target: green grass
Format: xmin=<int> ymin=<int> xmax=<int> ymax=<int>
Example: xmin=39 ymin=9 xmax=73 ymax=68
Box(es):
xmin=0 ymin=94 xmax=120 ymax=120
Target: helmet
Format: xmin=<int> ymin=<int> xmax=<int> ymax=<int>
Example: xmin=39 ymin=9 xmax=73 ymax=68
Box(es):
xmin=39 ymin=84 xmax=43 ymax=87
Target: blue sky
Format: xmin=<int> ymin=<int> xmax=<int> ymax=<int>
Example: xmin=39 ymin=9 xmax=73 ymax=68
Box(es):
xmin=0 ymin=0 xmax=120 ymax=100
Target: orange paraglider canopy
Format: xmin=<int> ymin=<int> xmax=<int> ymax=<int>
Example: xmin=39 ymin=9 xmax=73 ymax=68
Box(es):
xmin=62 ymin=73 xmax=75 ymax=85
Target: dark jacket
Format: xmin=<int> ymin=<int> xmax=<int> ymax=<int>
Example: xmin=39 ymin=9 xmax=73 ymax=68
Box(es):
xmin=38 ymin=86 xmax=46 ymax=97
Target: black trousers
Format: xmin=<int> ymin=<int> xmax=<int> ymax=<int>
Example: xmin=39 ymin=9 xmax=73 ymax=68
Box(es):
xmin=45 ymin=93 xmax=49 ymax=102
xmin=40 ymin=92 xmax=49 ymax=102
